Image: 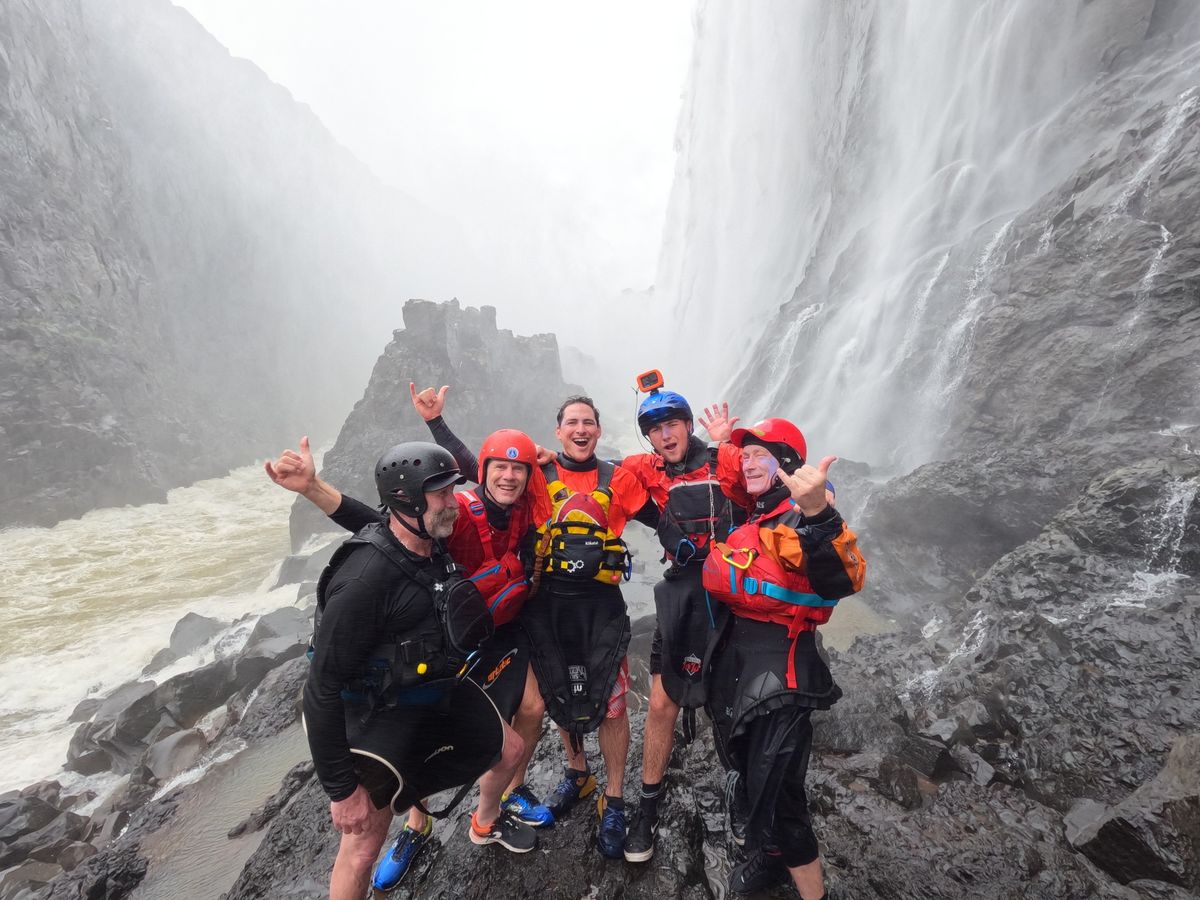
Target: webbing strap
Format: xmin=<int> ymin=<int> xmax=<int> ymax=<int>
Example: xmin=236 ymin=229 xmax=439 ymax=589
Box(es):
xmin=742 ymin=577 xmax=838 ymax=608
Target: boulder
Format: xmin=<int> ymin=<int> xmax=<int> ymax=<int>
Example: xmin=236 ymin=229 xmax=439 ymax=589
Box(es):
xmin=0 ymin=860 xmax=61 ymax=900
xmin=1071 ymin=734 xmax=1200 ymax=890
xmin=56 ymin=841 xmax=97 ymax=873
xmin=245 ymin=607 xmax=311 ymax=646
xmin=0 ymin=797 xmax=61 ymax=844
xmin=143 ymin=729 xmax=207 ymax=782
xmin=0 ymin=810 xmax=89 ymax=868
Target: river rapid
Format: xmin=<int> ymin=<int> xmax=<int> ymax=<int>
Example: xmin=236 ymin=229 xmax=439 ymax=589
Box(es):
xmin=0 ymin=462 xmax=302 ymax=795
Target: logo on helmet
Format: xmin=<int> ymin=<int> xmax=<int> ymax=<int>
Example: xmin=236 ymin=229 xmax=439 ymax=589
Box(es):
xmin=506 ymin=447 xmax=518 ymax=459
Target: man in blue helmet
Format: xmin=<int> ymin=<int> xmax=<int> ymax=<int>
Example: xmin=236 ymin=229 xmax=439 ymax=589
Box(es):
xmin=616 ymin=387 xmax=752 ymax=862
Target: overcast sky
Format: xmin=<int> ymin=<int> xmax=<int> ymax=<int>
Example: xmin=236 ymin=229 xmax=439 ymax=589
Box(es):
xmin=173 ymin=1 xmax=695 ymax=343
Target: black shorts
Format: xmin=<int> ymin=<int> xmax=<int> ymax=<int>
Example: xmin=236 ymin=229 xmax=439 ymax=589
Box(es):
xmin=345 ymin=678 xmax=504 ymax=814
xmin=469 ymin=619 xmax=531 ymax=722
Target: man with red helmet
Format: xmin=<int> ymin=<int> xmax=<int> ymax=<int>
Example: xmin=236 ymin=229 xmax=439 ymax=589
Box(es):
xmin=266 ymin=415 xmax=555 ymax=890
xmin=700 ymin=418 xmax=866 ymax=899
xmin=410 ymin=385 xmax=651 ymax=860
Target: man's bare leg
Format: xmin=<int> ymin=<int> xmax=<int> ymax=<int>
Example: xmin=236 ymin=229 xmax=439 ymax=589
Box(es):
xmin=597 ymin=711 xmax=629 ymax=797
xmin=475 ymin=720 xmax=525 ymax=826
xmin=507 ymin=667 xmax=546 ymax=793
xmin=329 ymin=803 xmax=392 ymax=900
xmin=790 ymin=858 xmax=825 ymax=899
xmin=558 ymin=725 xmax=589 ymax=772
xmin=641 ymin=675 xmax=680 ymax=786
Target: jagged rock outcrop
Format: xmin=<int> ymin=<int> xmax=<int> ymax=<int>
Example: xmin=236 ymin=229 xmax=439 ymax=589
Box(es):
xmin=0 ymin=0 xmax=461 ymax=528
xmin=288 ymin=298 xmax=581 ymax=549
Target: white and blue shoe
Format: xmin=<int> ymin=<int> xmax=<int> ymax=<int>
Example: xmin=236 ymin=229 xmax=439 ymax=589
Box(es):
xmin=501 ymin=784 xmax=556 ymax=827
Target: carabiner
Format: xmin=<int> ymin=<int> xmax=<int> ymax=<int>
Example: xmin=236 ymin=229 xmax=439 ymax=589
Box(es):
xmin=721 ymin=547 xmax=756 ymax=570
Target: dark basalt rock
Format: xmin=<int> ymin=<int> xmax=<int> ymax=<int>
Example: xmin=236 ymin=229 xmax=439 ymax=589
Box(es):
xmin=1071 ymin=734 xmax=1200 ymax=890
xmin=288 ymin=299 xmax=582 ymax=551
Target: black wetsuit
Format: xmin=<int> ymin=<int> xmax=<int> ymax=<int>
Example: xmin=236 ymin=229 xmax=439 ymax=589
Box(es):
xmin=327 ymin=493 xmax=532 ymax=722
xmin=705 ymin=483 xmax=861 ymax=868
xmin=304 ymin=525 xmax=502 ymax=810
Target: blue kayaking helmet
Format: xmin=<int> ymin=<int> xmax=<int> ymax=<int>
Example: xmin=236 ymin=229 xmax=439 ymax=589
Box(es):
xmin=637 ymin=390 xmax=693 ymax=435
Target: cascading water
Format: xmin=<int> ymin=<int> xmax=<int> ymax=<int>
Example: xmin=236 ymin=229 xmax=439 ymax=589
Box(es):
xmin=658 ymin=0 xmax=1200 ymax=472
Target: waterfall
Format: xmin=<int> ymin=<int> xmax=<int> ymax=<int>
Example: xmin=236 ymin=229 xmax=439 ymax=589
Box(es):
xmin=658 ymin=0 xmax=1200 ymax=470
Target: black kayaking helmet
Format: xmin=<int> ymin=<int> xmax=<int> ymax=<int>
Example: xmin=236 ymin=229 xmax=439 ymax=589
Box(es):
xmin=375 ymin=442 xmax=466 ymax=521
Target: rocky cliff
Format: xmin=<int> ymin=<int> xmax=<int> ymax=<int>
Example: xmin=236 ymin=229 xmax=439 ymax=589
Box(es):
xmin=0 ymin=0 xmax=460 ymax=527
xmin=288 ymin=298 xmax=581 ymax=550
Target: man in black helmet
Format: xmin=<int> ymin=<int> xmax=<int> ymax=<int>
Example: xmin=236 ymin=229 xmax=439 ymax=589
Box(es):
xmin=304 ymin=441 xmax=536 ymax=900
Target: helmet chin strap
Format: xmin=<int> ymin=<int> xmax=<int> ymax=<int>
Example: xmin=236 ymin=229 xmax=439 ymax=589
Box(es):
xmin=393 ymin=509 xmax=431 ymax=540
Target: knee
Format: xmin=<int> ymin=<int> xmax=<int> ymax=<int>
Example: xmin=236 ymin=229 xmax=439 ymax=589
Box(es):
xmin=502 ymin=727 xmax=526 ymax=765
xmin=648 ymin=685 xmax=678 ymax=720
xmin=340 ymin=832 xmax=386 ymax=871
xmin=518 ymin=687 xmax=545 ymax=720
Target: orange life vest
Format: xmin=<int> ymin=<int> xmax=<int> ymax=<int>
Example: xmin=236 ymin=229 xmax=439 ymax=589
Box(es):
xmin=701 ymin=497 xmax=839 ymax=688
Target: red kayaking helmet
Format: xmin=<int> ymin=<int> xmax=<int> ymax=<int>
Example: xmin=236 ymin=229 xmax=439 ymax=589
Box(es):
xmin=730 ymin=418 xmax=807 ymax=475
xmin=478 ymin=429 xmax=538 ymax=481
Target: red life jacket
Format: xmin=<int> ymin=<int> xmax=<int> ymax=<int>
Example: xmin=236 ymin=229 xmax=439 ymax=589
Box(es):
xmin=701 ymin=497 xmax=839 ymax=688
xmin=460 ymin=489 xmax=530 ymax=626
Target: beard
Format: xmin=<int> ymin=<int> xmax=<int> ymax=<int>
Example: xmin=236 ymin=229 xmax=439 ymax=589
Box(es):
xmin=425 ymin=506 xmax=458 ymax=539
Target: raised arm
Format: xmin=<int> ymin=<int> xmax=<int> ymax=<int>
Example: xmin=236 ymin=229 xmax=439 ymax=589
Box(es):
xmin=265 ymin=436 xmax=382 ymax=532
xmin=409 ymin=382 xmax=481 ymax=482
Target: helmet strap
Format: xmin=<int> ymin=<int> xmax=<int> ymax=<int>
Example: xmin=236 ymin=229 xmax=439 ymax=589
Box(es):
xmin=393 ymin=509 xmax=431 ymax=540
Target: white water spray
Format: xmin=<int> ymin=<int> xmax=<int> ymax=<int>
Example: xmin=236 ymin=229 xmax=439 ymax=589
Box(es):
xmin=659 ymin=0 xmax=1200 ymax=469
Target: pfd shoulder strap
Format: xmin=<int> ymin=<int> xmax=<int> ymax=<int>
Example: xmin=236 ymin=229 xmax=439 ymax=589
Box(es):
xmin=595 ymin=459 xmax=614 ymax=495
xmin=460 ymin=489 xmax=497 ymax=558
xmin=356 ymin=524 xmax=438 ymax=590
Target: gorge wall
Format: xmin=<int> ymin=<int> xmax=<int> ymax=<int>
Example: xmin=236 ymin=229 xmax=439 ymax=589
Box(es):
xmin=0 ymin=0 xmax=460 ymax=527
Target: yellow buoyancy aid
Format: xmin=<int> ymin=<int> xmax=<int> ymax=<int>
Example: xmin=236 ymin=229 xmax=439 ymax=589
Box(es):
xmin=537 ymin=460 xmax=629 ymax=585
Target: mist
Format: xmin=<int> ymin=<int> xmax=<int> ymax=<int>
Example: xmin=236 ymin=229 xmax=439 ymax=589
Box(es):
xmin=175 ymin=0 xmax=696 ymax=395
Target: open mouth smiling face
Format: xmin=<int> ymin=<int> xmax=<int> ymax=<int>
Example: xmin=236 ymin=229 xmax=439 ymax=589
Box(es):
xmin=647 ymin=418 xmax=691 ymax=464
xmin=556 ymin=402 xmax=601 ymax=462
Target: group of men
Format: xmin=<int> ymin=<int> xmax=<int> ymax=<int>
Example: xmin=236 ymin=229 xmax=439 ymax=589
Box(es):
xmin=265 ymin=375 xmax=866 ymax=900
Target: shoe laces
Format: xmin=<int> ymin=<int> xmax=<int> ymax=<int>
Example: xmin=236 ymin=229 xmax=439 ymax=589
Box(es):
xmin=600 ymin=805 xmax=625 ymax=832
xmin=551 ymin=774 xmax=583 ymax=800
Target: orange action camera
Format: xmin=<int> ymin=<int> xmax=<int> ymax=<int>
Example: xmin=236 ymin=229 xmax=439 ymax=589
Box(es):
xmin=636 ymin=369 xmax=665 ymax=393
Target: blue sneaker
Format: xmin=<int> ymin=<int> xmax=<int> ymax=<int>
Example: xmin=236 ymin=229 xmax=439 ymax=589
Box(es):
xmin=543 ymin=767 xmax=597 ymax=818
xmin=595 ymin=794 xmax=626 ymax=859
xmin=501 ymin=784 xmax=555 ymax=827
xmin=371 ymin=816 xmax=432 ymax=892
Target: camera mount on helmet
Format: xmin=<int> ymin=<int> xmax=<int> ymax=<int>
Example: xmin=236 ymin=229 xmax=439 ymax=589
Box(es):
xmin=634 ymin=369 xmax=693 ymax=437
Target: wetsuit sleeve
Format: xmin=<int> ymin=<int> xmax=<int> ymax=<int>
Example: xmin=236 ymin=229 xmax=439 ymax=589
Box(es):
xmin=328 ymin=495 xmax=385 ymax=534
xmin=633 ymin=496 xmax=661 ymax=530
xmin=762 ymin=507 xmax=866 ymax=600
xmin=302 ymin=570 xmax=386 ymax=801
xmin=426 ymin=416 xmax=480 ymax=484
xmin=613 ymin=465 xmax=650 ymax=519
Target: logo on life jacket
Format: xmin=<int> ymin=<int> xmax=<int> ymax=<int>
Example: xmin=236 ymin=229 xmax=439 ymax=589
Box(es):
xmin=484 ymin=649 xmax=517 ymax=688
xmin=568 ymin=664 xmax=587 ymax=694
xmin=682 ymin=654 xmax=702 ymax=677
